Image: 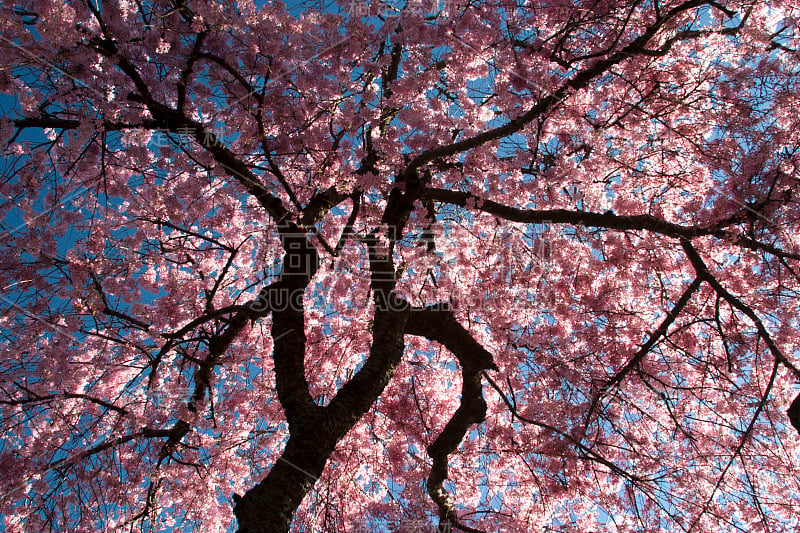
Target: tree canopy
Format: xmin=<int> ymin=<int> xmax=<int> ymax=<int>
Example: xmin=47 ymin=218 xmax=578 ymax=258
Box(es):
xmin=1 ymin=0 xmax=800 ymax=531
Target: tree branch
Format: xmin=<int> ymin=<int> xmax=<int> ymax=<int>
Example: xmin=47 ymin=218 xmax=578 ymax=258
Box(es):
xmin=405 ymin=304 xmax=496 ymax=530
xmin=403 ymin=0 xmax=722 ymax=176
xmin=585 ymin=276 xmax=703 ymax=426
xmin=680 ymin=239 xmax=800 ymax=378
xmin=424 ymin=187 xmax=704 ymax=237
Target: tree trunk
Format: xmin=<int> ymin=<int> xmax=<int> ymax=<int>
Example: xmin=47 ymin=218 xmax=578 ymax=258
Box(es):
xmin=233 ymin=432 xmax=335 ymax=533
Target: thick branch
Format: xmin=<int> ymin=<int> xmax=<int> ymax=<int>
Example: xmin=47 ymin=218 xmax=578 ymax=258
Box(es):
xmin=155 ymin=224 xmax=322 ymax=463
xmin=788 ymin=392 xmax=800 ymax=436
xmin=405 ymin=303 xmax=497 ymax=373
xmin=236 ymin=224 xmax=412 ymax=531
xmin=49 ymin=427 xmax=173 ymax=470
xmin=325 ymin=232 xmax=408 ymax=429
xmin=300 ymin=186 xmax=350 ymax=227
xmin=12 ymin=117 xmax=156 ymax=131
xmin=236 ymin=301 xmax=410 ymax=533
xmin=424 ymin=187 xmax=704 ymax=238
xmin=405 ymin=304 xmax=497 ymax=531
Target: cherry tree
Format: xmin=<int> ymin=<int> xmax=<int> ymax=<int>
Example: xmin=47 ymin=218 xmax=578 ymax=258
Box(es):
xmin=1 ymin=0 xmax=800 ymax=531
